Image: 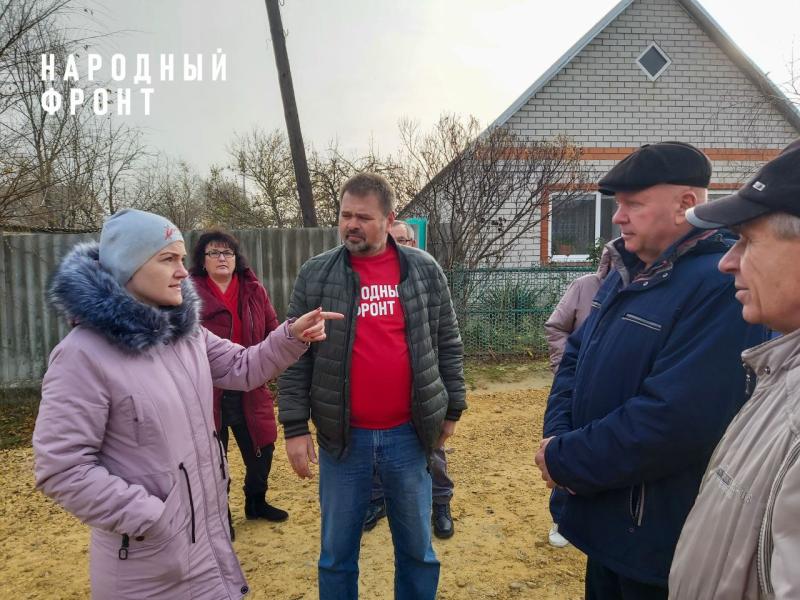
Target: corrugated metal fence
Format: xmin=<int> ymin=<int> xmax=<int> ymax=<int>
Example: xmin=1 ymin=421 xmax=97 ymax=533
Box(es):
xmin=1 ymin=228 xmax=594 ymax=387
xmin=0 ymin=228 xmax=340 ymax=387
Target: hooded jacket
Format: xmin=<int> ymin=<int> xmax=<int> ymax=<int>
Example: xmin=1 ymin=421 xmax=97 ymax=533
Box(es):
xmin=669 ymin=328 xmax=800 ymax=599
xmin=277 ymin=238 xmax=466 ymax=456
xmin=544 ymin=246 xmax=620 ymax=372
xmin=543 ymin=229 xmax=768 ymax=586
xmin=32 ymin=242 xmax=308 ymax=599
xmin=192 ymin=268 xmax=281 ymax=449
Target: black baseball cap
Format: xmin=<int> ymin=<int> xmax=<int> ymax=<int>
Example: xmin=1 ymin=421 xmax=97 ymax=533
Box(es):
xmin=687 ymin=139 xmax=800 ymax=229
xmin=598 ymin=141 xmax=712 ymax=195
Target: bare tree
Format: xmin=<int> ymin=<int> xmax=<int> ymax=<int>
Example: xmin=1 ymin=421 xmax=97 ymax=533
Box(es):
xmin=398 ymin=113 xmax=588 ymax=271
xmin=0 ymin=0 xmax=144 ymax=230
xmin=227 ymin=128 xmax=301 ymax=228
xmin=94 ymin=118 xmax=146 ymax=215
xmin=202 ymin=165 xmax=267 ymax=229
xmin=785 ymin=46 xmax=800 ymax=108
xmin=129 ymin=157 xmax=206 ymax=231
xmin=309 ymin=138 xmax=407 ymax=226
xmin=0 ymin=0 xmax=72 ymax=116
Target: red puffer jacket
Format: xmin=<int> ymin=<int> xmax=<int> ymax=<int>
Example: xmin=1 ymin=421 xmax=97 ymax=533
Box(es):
xmin=192 ymin=268 xmax=281 ymax=448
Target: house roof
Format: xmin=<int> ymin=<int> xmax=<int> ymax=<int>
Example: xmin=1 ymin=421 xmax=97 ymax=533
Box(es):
xmin=487 ymin=0 xmax=800 ymax=135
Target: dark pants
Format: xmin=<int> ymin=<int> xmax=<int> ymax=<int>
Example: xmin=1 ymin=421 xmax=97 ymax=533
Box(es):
xmin=219 ymin=391 xmax=274 ymax=496
xmin=585 ymin=559 xmax=668 ymax=600
xmin=550 ymin=487 xmax=567 ymax=523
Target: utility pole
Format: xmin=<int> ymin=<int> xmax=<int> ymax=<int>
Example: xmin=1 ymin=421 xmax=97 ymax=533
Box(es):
xmin=264 ymin=0 xmax=318 ymax=227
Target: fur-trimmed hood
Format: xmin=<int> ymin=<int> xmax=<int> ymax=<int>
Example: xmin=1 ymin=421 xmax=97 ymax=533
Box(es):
xmin=48 ymin=241 xmax=199 ymax=354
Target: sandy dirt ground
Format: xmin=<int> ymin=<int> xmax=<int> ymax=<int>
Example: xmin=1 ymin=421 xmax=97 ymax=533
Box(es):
xmin=0 ymin=383 xmax=585 ymax=599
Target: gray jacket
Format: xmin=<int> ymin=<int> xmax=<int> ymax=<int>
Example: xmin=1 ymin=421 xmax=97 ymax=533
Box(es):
xmin=277 ymin=239 xmax=466 ymax=456
xmin=669 ymin=328 xmax=800 ymax=599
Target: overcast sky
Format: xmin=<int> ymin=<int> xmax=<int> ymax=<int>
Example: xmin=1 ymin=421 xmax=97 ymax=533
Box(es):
xmin=81 ymin=0 xmax=800 ymax=172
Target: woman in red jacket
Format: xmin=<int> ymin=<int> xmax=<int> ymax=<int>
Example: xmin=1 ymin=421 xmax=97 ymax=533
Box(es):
xmin=190 ymin=230 xmax=288 ymax=533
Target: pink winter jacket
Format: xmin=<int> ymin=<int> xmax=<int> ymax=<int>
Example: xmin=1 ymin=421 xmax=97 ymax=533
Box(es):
xmin=33 ymin=243 xmax=308 ymax=599
xmin=544 ymin=247 xmax=614 ymax=373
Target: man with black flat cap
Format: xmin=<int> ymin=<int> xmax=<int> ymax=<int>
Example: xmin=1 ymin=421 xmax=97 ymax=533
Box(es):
xmin=534 ymin=142 xmax=767 ymax=599
xmin=669 ymin=140 xmax=800 ymax=599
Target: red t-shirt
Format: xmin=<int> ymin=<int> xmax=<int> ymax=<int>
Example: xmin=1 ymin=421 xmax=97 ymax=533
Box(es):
xmin=208 ymin=274 xmax=243 ymax=345
xmin=349 ymin=244 xmax=412 ymax=429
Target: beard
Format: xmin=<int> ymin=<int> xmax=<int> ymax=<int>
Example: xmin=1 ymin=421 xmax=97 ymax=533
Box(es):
xmin=343 ymin=237 xmax=370 ymax=253
xmin=341 ymin=229 xmax=377 ymax=255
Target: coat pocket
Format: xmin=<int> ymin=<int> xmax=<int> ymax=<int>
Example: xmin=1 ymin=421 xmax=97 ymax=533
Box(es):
xmin=621 ymin=313 xmax=662 ymax=332
xmin=140 ymin=481 xmax=188 ymax=543
xmin=90 ymin=488 xmax=191 ymax=600
xmin=117 ymin=394 xmax=163 ymax=447
xmin=114 ymin=516 xmax=191 ymax=598
xmin=629 ymin=482 xmax=646 ymax=527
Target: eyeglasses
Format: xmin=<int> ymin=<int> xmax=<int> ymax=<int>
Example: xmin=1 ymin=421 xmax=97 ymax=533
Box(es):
xmin=205 ymin=250 xmax=235 ymax=259
xmin=395 ymin=238 xmax=413 ymax=244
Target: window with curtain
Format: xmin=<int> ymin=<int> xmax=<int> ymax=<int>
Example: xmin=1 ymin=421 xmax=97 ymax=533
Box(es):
xmin=550 ymin=192 xmax=620 ymax=260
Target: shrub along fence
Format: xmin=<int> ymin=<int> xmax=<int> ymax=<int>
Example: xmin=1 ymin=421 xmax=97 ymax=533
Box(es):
xmin=446 ymin=266 xmax=594 ymax=357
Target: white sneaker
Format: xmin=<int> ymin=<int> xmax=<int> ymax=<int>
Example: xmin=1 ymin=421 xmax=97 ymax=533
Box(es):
xmin=548 ymin=523 xmax=569 ymax=548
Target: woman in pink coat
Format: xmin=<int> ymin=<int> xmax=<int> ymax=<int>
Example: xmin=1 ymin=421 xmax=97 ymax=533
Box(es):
xmin=33 ymin=209 xmax=341 ymax=599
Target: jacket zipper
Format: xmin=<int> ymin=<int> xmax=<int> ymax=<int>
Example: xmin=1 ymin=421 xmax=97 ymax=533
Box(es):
xmin=118 ymin=533 xmax=129 ymax=560
xmin=178 ymin=462 xmax=196 ymax=543
xmin=743 ymin=363 xmax=756 ymax=398
xmin=212 ymin=431 xmax=227 ymax=480
xmin=396 ymin=283 xmax=422 ymax=447
xmin=338 ymin=272 xmax=358 ymax=458
xmin=757 ymin=439 xmax=800 ymax=595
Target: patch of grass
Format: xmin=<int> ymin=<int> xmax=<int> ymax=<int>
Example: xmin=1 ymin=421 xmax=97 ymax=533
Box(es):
xmin=464 ymin=357 xmax=550 ymax=391
xmin=0 ymin=397 xmax=39 ymax=450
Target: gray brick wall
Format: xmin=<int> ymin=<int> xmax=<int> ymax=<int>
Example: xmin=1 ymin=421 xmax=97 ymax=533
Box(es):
xmin=495 ymin=0 xmax=799 ymax=266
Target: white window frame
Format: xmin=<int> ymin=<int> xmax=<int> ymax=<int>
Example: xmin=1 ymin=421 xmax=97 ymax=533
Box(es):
xmin=548 ymin=188 xmax=739 ymax=261
xmin=636 ymin=42 xmax=672 ymax=81
xmin=549 ymin=191 xmax=602 ymax=263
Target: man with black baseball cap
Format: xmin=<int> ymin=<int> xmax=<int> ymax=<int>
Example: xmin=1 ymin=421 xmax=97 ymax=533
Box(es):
xmin=670 ymin=140 xmax=800 ymax=599
xmin=535 ymin=142 xmax=767 ymax=599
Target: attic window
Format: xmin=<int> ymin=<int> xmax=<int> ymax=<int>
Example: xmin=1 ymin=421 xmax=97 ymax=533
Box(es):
xmin=637 ymin=43 xmax=671 ymax=80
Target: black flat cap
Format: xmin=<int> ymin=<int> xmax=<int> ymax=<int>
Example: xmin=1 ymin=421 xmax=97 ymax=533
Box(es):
xmin=687 ymin=139 xmax=800 ymax=229
xmin=598 ymin=141 xmax=712 ymax=195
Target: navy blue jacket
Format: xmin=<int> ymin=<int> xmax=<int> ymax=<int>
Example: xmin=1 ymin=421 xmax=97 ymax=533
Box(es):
xmin=543 ymin=228 xmax=768 ymax=586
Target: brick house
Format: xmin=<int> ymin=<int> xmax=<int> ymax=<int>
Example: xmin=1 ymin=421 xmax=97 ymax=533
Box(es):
xmin=449 ymin=0 xmax=800 ymax=266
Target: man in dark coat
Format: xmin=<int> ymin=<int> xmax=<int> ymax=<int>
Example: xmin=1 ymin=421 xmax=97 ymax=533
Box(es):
xmin=278 ymin=173 xmax=466 ymax=600
xmin=535 ymin=142 xmax=767 ymax=599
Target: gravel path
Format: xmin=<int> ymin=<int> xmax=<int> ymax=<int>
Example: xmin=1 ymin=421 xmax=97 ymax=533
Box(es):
xmin=0 ymin=388 xmax=585 ymax=599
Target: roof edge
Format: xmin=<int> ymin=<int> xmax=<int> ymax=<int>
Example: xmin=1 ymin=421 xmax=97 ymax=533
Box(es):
xmin=678 ymin=0 xmax=800 ymax=135
xmin=485 ymin=0 xmax=635 ymax=133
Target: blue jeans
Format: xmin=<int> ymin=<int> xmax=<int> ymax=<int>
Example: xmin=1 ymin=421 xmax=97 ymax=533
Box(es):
xmin=318 ymin=423 xmax=440 ymax=600
xmin=371 ymin=446 xmax=454 ymax=505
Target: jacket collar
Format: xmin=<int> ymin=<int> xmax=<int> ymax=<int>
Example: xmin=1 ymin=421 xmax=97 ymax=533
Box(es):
xmin=608 ymin=227 xmax=731 ymax=289
xmin=341 ymin=235 xmax=410 ymax=281
xmin=193 ymin=267 xmax=259 ymax=306
xmin=48 ymin=242 xmax=199 ymax=354
xmin=742 ymin=327 xmax=800 ymax=380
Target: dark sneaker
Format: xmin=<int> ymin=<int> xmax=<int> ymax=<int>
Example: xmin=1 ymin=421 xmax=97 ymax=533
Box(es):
xmin=432 ymin=503 xmax=454 ymax=539
xmin=363 ymin=500 xmax=387 ymax=532
xmin=245 ymin=495 xmax=289 ymax=522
